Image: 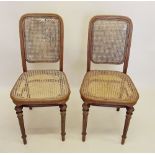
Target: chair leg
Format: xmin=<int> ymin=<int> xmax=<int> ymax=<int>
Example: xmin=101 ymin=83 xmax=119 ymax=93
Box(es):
xmin=82 ymin=103 xmax=90 ymax=142
xmin=121 ymin=107 xmax=134 ymax=145
xmin=59 ymin=104 xmax=67 ymax=141
xmin=15 ymin=106 xmax=27 ymax=144
xmin=116 ymin=108 xmax=120 ymax=111
xmin=29 ymin=107 xmax=32 ymax=110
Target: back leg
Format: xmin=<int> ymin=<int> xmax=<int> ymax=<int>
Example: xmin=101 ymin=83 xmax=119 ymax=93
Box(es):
xmin=116 ymin=108 xmax=120 ymax=111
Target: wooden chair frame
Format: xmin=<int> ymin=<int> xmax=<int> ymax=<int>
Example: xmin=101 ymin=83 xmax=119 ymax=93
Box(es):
xmin=81 ymin=15 xmax=138 ymax=144
xmin=11 ymin=13 xmax=69 ymax=144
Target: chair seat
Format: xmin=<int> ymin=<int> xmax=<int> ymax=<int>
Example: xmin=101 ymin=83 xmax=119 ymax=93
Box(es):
xmin=10 ymin=70 xmax=70 ymax=105
xmin=80 ymin=70 xmax=139 ymax=106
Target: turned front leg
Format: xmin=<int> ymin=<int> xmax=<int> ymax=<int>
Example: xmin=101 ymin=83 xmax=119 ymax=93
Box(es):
xmin=121 ymin=107 xmax=134 ymax=145
xmin=15 ymin=106 xmax=27 ymax=144
xmin=82 ymin=103 xmax=90 ymax=142
xmin=59 ymin=104 xmax=67 ymax=141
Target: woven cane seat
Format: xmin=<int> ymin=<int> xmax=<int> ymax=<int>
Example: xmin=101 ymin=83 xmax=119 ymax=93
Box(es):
xmin=10 ymin=70 xmax=70 ymax=104
xmin=80 ymin=70 xmax=139 ymax=105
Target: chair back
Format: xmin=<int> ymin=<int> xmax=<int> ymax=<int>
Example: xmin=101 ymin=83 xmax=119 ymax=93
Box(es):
xmin=87 ymin=15 xmax=133 ymax=73
xmin=19 ymin=13 xmax=64 ymax=71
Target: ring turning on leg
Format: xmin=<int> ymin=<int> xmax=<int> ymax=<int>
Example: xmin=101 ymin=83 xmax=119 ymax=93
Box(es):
xmin=82 ymin=103 xmax=90 ymax=142
xmin=15 ymin=106 xmax=27 ymax=144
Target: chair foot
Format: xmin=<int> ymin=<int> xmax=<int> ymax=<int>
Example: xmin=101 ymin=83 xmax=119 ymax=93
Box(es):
xmin=121 ymin=137 xmax=125 ymax=145
xmin=82 ymin=135 xmax=86 ymax=142
xmin=82 ymin=103 xmax=90 ymax=142
xmin=59 ymin=104 xmax=67 ymax=141
xmin=22 ymin=137 xmax=27 ymax=145
xmin=121 ymin=107 xmax=134 ymax=145
xmin=116 ymin=108 xmax=120 ymax=111
xmin=15 ymin=106 xmax=27 ymax=145
xmin=29 ymin=107 xmax=32 ymax=110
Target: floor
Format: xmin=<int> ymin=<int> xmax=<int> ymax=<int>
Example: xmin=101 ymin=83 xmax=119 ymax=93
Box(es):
xmin=0 ymin=87 xmax=154 ymax=153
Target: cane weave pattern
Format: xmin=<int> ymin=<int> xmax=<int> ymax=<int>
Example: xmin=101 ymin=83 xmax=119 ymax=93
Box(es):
xmin=91 ymin=20 xmax=128 ymax=64
xmin=11 ymin=70 xmax=70 ymax=103
xmin=24 ymin=16 xmax=60 ymax=62
xmin=80 ymin=70 xmax=139 ymax=104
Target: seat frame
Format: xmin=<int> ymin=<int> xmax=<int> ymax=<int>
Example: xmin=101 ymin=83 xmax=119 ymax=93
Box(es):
xmin=81 ymin=15 xmax=138 ymax=144
xmin=10 ymin=13 xmax=69 ymax=144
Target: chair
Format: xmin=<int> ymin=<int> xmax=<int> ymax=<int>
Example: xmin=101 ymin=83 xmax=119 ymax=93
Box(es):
xmin=80 ymin=15 xmax=139 ymax=144
xmin=10 ymin=13 xmax=70 ymax=144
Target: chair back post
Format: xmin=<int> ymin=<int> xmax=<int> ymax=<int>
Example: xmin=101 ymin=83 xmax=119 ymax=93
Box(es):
xmin=87 ymin=17 xmax=94 ymax=72
xmin=19 ymin=13 xmax=64 ymax=72
xmin=123 ymin=19 xmax=133 ymax=74
xmin=59 ymin=16 xmax=64 ymax=72
xmin=87 ymin=15 xmax=133 ymax=74
xmin=19 ymin=15 xmax=27 ymax=72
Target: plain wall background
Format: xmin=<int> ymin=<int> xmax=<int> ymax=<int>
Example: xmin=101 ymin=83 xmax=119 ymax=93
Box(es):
xmin=0 ymin=1 xmax=155 ymax=92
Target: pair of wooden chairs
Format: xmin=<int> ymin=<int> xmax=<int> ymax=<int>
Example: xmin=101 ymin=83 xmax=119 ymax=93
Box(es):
xmin=10 ymin=13 xmax=139 ymax=145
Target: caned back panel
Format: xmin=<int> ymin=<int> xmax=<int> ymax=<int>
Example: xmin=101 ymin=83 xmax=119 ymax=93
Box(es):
xmin=20 ymin=14 xmax=62 ymax=63
xmin=89 ymin=16 xmax=132 ymax=64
